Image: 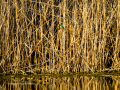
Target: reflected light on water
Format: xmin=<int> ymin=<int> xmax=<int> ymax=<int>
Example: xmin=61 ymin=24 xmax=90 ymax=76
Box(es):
xmin=0 ymin=75 xmax=120 ymax=90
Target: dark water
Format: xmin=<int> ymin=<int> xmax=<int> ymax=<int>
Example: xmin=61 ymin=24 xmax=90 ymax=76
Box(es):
xmin=0 ymin=75 xmax=120 ymax=90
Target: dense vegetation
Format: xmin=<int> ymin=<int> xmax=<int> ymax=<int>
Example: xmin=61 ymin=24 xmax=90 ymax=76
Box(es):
xmin=0 ymin=0 xmax=120 ymax=75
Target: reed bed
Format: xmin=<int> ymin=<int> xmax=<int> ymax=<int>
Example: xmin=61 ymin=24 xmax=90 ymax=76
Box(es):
xmin=0 ymin=0 xmax=120 ymax=74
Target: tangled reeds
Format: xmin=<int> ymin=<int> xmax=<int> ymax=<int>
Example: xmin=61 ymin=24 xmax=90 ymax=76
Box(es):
xmin=0 ymin=0 xmax=120 ymax=74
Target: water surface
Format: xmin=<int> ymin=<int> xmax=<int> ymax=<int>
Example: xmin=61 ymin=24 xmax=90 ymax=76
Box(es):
xmin=0 ymin=74 xmax=120 ymax=90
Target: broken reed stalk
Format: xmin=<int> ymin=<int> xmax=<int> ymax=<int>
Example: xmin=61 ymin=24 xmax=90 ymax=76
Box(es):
xmin=0 ymin=0 xmax=120 ymax=75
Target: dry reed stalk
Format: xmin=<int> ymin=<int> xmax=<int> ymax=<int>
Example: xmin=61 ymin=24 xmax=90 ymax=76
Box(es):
xmin=116 ymin=0 xmax=120 ymax=71
xmin=82 ymin=0 xmax=88 ymax=72
xmin=103 ymin=0 xmax=106 ymax=71
xmin=63 ymin=0 xmax=66 ymax=72
xmin=52 ymin=0 xmax=55 ymax=73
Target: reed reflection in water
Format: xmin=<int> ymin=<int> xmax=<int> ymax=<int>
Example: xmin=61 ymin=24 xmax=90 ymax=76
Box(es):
xmin=0 ymin=75 xmax=120 ymax=90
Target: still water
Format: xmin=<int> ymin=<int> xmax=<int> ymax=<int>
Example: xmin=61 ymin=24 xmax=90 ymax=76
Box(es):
xmin=0 ymin=75 xmax=120 ymax=90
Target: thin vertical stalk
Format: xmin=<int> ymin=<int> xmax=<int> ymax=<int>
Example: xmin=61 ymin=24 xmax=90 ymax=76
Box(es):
xmin=63 ymin=0 xmax=66 ymax=72
xmin=83 ymin=0 xmax=87 ymax=72
xmin=52 ymin=0 xmax=54 ymax=72
xmin=66 ymin=0 xmax=69 ymax=73
xmin=103 ymin=0 xmax=106 ymax=71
